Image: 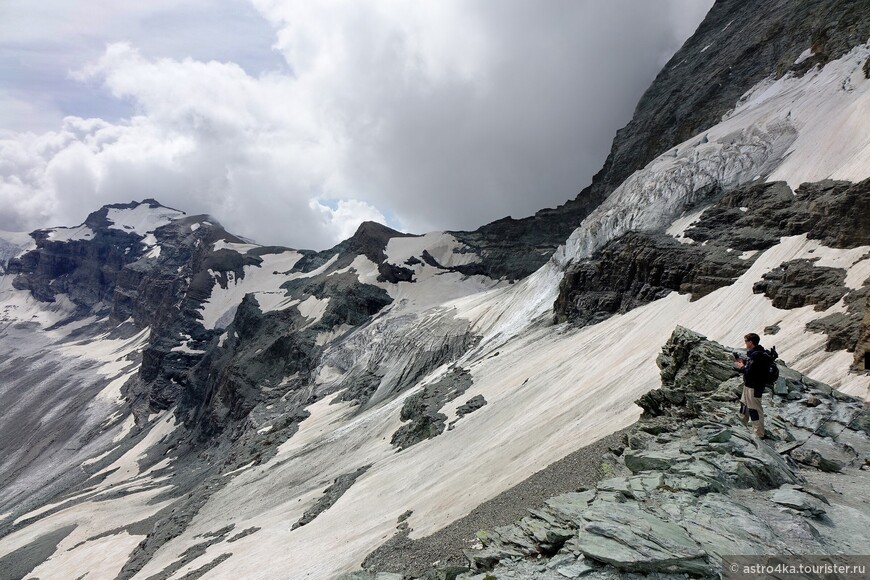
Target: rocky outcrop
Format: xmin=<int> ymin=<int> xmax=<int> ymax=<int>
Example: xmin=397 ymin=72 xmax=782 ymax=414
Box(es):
xmin=455 ymin=395 xmax=487 ymax=420
xmin=281 ymin=272 xmax=393 ymax=332
xmin=363 ymin=327 xmax=870 ymax=579
xmin=293 ymin=465 xmax=372 ymax=530
xmin=553 ymin=232 xmax=752 ymax=325
xmin=391 ymin=368 xmax=473 ymax=450
xmin=177 ymin=294 xmax=316 ymax=438
xmin=753 ymin=259 xmax=848 ymax=311
xmin=686 ymin=179 xmax=870 ymax=251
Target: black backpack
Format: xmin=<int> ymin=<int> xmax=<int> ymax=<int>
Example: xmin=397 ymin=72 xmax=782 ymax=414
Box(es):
xmin=763 ymin=346 xmax=779 ymax=385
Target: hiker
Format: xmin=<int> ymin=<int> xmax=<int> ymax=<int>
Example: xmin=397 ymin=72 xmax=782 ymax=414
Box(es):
xmin=735 ymin=332 xmax=768 ymax=438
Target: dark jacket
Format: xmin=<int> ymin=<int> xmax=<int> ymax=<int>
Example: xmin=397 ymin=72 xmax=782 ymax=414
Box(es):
xmin=741 ymin=345 xmax=769 ymax=396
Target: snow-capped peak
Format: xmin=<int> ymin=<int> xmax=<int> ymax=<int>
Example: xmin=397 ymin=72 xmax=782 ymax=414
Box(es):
xmin=105 ymin=200 xmax=185 ymax=235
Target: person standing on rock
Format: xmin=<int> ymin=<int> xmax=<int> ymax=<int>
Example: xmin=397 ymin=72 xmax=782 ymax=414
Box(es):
xmin=735 ymin=333 xmax=767 ymax=439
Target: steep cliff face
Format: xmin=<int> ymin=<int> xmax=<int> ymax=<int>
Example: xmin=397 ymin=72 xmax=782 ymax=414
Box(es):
xmin=452 ymin=0 xmax=870 ymax=281
xmin=587 ymin=0 xmax=870 ymax=203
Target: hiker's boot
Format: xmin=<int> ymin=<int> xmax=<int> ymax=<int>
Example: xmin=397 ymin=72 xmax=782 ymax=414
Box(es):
xmin=753 ymin=421 xmax=765 ymax=439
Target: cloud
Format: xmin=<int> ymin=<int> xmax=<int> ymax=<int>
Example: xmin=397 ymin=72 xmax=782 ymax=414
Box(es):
xmin=0 ymin=0 xmax=713 ymax=249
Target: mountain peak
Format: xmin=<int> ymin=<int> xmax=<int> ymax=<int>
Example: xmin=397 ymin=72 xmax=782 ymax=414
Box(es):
xmin=342 ymin=221 xmax=417 ymax=264
xmin=83 ymin=199 xmax=186 ymax=234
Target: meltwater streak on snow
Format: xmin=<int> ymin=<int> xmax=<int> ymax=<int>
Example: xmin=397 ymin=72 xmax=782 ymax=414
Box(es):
xmin=133 ymin=236 xmax=868 ymax=580
xmin=556 ymin=42 xmax=870 ymax=270
xmin=106 ymin=204 xmax=185 ymax=235
xmin=0 ymin=486 xmax=174 ymax=580
xmin=90 ymin=410 xmax=179 ymax=490
xmin=0 ymin=285 xmax=174 ymax=577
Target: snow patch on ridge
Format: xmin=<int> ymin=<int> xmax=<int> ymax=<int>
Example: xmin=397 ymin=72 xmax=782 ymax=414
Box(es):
xmin=106 ymin=204 xmax=184 ymax=235
xmin=385 ymin=232 xmax=480 ymax=268
xmin=171 ymin=334 xmax=207 ymax=355
xmin=199 ymin=250 xmax=303 ymax=329
xmin=45 ymin=225 xmax=95 ymax=242
xmin=213 ymin=239 xmax=260 ymax=253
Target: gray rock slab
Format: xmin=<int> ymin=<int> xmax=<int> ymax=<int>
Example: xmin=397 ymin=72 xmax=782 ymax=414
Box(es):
xmin=574 ymin=502 xmax=710 ymax=575
xmin=772 ymin=487 xmax=827 ymax=516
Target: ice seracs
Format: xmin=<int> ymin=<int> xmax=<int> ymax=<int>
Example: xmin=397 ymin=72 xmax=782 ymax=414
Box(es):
xmin=557 ymin=42 xmax=870 ymax=269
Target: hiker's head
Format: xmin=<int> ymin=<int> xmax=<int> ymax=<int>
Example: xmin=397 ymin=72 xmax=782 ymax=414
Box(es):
xmin=744 ymin=333 xmax=760 ymax=348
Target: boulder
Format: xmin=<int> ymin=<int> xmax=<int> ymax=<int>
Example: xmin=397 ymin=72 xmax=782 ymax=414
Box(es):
xmin=623 ymin=449 xmax=678 ymax=473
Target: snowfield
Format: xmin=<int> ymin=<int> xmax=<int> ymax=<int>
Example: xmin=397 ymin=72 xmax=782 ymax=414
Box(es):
xmin=39 ymin=233 xmax=862 ymax=580
xmin=199 ymin=249 xmax=304 ymax=328
xmin=106 ymin=204 xmax=185 ymax=235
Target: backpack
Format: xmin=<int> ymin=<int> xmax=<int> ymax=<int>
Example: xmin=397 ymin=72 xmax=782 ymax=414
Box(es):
xmin=763 ymin=346 xmax=779 ymax=385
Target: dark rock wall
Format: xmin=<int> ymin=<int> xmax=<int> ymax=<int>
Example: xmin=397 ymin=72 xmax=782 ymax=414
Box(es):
xmin=553 ymin=232 xmax=753 ymax=325
xmin=9 ymin=228 xmax=143 ymax=311
xmin=591 ymin=0 xmax=870 ymax=205
xmin=179 ymin=295 xmax=316 ymax=438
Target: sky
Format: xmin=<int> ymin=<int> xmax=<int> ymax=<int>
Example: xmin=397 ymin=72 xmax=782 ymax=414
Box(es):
xmin=0 ymin=0 xmax=714 ymax=250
